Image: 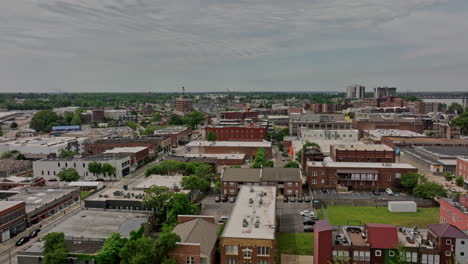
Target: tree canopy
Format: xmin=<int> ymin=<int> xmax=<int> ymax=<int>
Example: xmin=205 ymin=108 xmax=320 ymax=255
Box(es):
xmin=284 ymin=161 xmax=300 ymax=168
xmin=399 ymin=172 xmax=423 ymax=190
xmin=57 ymin=168 xmax=80 ymax=182
xmin=450 ymin=111 xmax=468 ymax=136
xmin=413 ymin=182 xmax=446 ymax=199
xmin=30 ymin=110 xmax=60 ymax=132
xmin=43 ymin=232 xmax=68 ymax=264
xmin=207 ymin=131 xmax=217 ymax=141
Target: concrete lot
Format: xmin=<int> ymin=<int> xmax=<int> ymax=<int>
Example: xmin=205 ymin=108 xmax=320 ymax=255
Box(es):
xmin=277 ymin=198 xmax=315 ymax=233
xmin=313 ymin=189 xmax=418 ymax=201
xmin=200 ymin=194 xmax=234 ymax=222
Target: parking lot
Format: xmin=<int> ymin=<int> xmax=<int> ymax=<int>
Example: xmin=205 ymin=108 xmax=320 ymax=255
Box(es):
xmin=200 ymin=194 xmax=234 ymax=222
xmin=313 ymin=189 xmax=416 ymax=201
xmin=277 ymin=198 xmax=316 ymax=233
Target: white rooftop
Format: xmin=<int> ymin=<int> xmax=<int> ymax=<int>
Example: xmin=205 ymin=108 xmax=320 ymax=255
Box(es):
xmin=332 ymin=144 xmax=393 ymax=151
xmin=222 ymin=185 xmax=276 ymax=240
xmin=187 ymin=140 xmax=271 ymax=148
xmin=307 ymin=161 xmax=416 ymax=169
xmin=0 ymin=201 xmax=24 ymax=212
xmin=68 ymin=181 xmax=104 ymax=188
xmin=183 ymin=153 xmax=246 ymax=159
xmin=367 ymin=129 xmax=425 ymax=140
xmin=104 ymin=147 xmax=148 ymax=153
xmin=134 ymin=175 xmax=184 ymax=190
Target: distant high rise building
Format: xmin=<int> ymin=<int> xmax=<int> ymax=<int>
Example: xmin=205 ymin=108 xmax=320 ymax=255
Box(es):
xmin=346 ymin=84 xmax=365 ymax=99
xmin=176 ymin=87 xmax=193 ymax=116
xmin=374 ymin=86 xmax=397 ymax=98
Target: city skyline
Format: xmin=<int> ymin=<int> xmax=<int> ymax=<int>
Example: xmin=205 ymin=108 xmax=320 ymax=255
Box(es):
xmin=1 ymin=0 xmax=468 ymax=92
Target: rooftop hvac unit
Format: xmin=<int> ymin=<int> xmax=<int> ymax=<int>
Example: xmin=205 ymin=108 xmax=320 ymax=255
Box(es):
xmin=254 ymin=220 xmax=260 ymax=228
xmin=249 ymin=198 xmax=253 ymax=204
xmin=242 ymin=219 xmax=248 ymax=227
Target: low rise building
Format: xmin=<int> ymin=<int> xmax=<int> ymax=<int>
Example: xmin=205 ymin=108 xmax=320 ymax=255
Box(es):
xmin=220 ymin=186 xmax=276 ymax=264
xmin=84 ymin=137 xmax=171 ymax=155
xmin=169 ymin=215 xmax=219 ymax=264
xmin=0 ymin=159 xmax=32 ymax=178
xmin=205 ymin=126 xmax=266 ymax=142
xmin=456 ymin=158 xmax=468 ymax=188
xmin=353 ymin=113 xmax=425 ymax=134
xmin=218 ymin=110 xmax=258 ymax=120
xmin=440 ymin=196 xmax=468 ymax=231
xmin=153 ymin=126 xmax=192 ymax=147
xmin=289 ymin=113 xmax=352 ymax=136
xmin=134 ymin=175 xmax=184 ymax=191
xmin=33 ymin=153 xmax=132 ymax=181
xmin=362 ymin=129 xmax=425 ymax=144
xmin=330 ymin=144 xmax=395 ymax=163
xmin=0 ymin=137 xmax=86 ymax=158
xmin=104 ymin=146 xmax=150 ymax=167
xmin=315 ymin=219 xmax=468 ymax=264
xmin=298 ymin=128 xmax=359 ymax=142
xmin=306 ymin=160 xmax=417 ymax=191
xmin=0 ymin=201 xmax=26 ymax=243
xmin=67 ymin=181 xmax=104 ymax=191
xmin=15 ymin=129 xmax=37 ymax=138
xmin=220 ymin=167 xmax=302 ymax=196
xmin=186 ymin=140 xmax=272 ymax=159
xmin=401 ymin=146 xmax=468 ymax=175
xmin=84 ymin=187 xmax=150 ymax=211
xmin=382 ymin=136 xmax=468 ymax=148
xmin=0 ymin=176 xmax=45 ymax=190
xmin=183 ymin=153 xmax=245 ymax=167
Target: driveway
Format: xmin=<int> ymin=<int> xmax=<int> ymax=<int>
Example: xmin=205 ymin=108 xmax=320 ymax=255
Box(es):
xmin=277 ymin=197 xmax=315 ymax=233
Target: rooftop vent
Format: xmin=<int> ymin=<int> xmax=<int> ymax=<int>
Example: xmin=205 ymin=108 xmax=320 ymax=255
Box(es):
xmin=254 ymin=220 xmax=260 ymax=228
xmin=250 ymin=187 xmax=254 ymax=192
xmin=249 ymin=198 xmax=253 ymax=204
xmin=242 ymin=218 xmax=249 ymax=227
xmin=259 ymin=198 xmax=263 ymax=205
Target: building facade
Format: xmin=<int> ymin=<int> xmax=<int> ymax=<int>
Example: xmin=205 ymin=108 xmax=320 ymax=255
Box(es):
xmin=346 ymin=84 xmax=366 ymax=99
xmin=205 ymin=126 xmax=266 ymax=142
xmin=289 ymin=113 xmax=352 ymax=136
xmin=330 ymin=144 xmax=395 ymax=163
xmin=0 ymin=201 xmax=26 ymax=243
xmin=374 ymin=87 xmax=397 ymax=98
xmin=176 ymin=95 xmax=193 ymax=116
xmin=440 ymin=197 xmax=468 ymax=231
xmin=84 ymin=137 xmax=171 ymax=155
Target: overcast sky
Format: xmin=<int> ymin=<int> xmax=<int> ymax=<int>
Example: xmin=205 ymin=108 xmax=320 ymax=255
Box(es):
xmin=1 ymin=0 xmax=468 ymax=93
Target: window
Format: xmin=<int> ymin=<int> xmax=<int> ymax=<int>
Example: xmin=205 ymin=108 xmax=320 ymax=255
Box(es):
xmin=395 ymin=173 xmax=401 ymax=178
xmin=257 ymin=247 xmax=270 ymax=256
xmin=375 ymin=250 xmax=382 ymax=256
xmin=389 ymin=251 xmax=395 ymax=257
xmin=312 ymin=171 xmax=317 ymax=177
xmin=258 ymin=261 xmax=269 ymax=264
xmin=287 ymin=183 xmax=292 ymax=187
xmin=445 ymin=251 xmax=451 ymax=257
xmin=446 ymin=239 xmax=452 ymax=245
xmin=462 ymin=241 xmax=466 ymax=245
xmin=311 ymin=179 xmax=317 ymax=184
xmin=388 ymin=176 xmax=392 ymax=181
xmin=186 ymin=257 xmax=195 ymax=264
xmin=229 ymin=182 xmax=234 ymax=187
xmin=226 ymin=245 xmax=238 ymax=255
xmin=227 ymin=259 xmax=237 ymax=264
xmin=243 ymin=248 xmax=252 ymax=258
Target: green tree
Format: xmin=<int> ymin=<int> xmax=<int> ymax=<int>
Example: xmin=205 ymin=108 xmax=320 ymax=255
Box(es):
xmin=264 ymin=160 xmax=274 ymax=167
xmin=119 ymin=236 xmax=157 ymax=264
xmin=284 ymin=161 xmax=300 ymax=168
xmin=70 ymin=114 xmax=82 ymax=126
xmin=183 ymin=112 xmax=205 ymax=129
xmin=448 ymin=103 xmax=464 ymax=114
xmin=166 ymin=193 xmax=198 ymax=225
xmin=88 ymin=161 xmax=103 ymax=177
xmin=30 ymin=110 xmax=60 ymax=132
xmin=213 ymin=177 xmax=221 ymax=193
xmin=1 ymin=151 xmax=13 ymax=159
xmin=127 ymin=121 xmax=137 ymax=130
xmin=57 ymin=168 xmax=80 ymax=182
xmin=43 ymin=232 xmax=68 ymax=264
xmin=97 ymin=233 xmax=128 ymax=264
xmin=207 ymin=131 xmax=217 ymax=141
xmin=194 ymin=163 xmax=213 ymax=180
xmin=16 ymin=154 xmax=27 ymax=160
xmin=400 ymin=172 xmax=422 ymax=190
xmin=60 ymin=149 xmax=76 ymax=158
xmin=413 ymin=182 xmax=446 ymax=199
xmin=63 ymin=111 xmax=75 ymax=124
xmin=151 ymin=112 xmax=161 ymax=122
xmin=456 ymin=176 xmax=464 ymax=187
xmin=444 ymin=172 xmax=453 ymax=181
xmin=143 ymin=186 xmax=172 ymax=220
xmin=450 ymin=112 xmax=468 ymax=136
xmin=154 ymin=231 xmax=180 ymax=264
xmin=181 ymin=175 xmax=210 ymax=193
xmin=296 ymin=142 xmax=321 ymax=162
xmin=101 ymin=163 xmax=116 ymax=178
xmin=10 ymin=122 xmax=18 ymax=129
xmin=168 ymin=114 xmax=184 ymax=125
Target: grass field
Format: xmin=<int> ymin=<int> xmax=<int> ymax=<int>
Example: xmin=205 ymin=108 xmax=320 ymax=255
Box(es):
xmin=325 ymin=206 xmax=439 ymax=227
xmin=277 ymin=233 xmax=313 ymax=256
xmin=80 ymin=191 xmax=91 ymax=199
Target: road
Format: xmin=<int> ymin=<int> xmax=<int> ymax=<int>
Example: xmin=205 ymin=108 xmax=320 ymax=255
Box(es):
xmin=273 ymin=145 xmax=291 ymax=167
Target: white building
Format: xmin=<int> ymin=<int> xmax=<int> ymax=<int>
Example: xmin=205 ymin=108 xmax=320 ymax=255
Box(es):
xmin=33 ymin=153 xmax=132 ymax=181
xmin=298 ymin=128 xmax=359 ymax=141
xmin=0 ymin=137 xmax=86 ymax=158
xmin=346 ymin=84 xmax=365 ymax=99
xmin=104 ymin=109 xmax=128 ymax=120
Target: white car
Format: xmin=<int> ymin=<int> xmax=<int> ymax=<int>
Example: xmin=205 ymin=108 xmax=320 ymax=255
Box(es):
xmin=218 ymin=216 xmax=229 ymax=223
xmin=299 ymin=210 xmax=313 ymax=216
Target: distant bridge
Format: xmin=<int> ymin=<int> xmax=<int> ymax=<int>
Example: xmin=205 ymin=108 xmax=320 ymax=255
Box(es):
xmin=399 ymin=92 xmax=468 ymax=100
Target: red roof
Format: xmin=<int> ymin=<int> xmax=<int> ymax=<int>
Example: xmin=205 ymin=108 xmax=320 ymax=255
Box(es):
xmin=365 ymin=223 xmax=398 ymax=249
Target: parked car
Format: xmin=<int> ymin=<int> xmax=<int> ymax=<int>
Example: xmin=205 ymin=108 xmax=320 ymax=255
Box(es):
xmin=48 ymin=178 xmax=58 ymax=182
xmin=304 ymin=226 xmax=314 ymax=232
xmin=298 ymin=196 xmax=303 ymax=202
xmin=229 ymin=197 xmax=236 ymax=203
xmin=385 ymin=188 xmax=394 ymax=196
xmin=16 ymin=236 xmax=30 ymax=246
xmin=222 ymin=195 xmax=228 ymax=202
xmin=304 ymin=195 xmax=311 ymax=202
xmin=29 ymin=229 xmax=41 ymax=238
xmin=289 ymin=196 xmax=296 ymax=202
xmin=303 ymin=220 xmax=316 ymax=225
xmin=214 ymin=195 xmax=221 ymax=203
xmin=218 ymin=216 xmax=229 ymax=223
xmin=299 ymin=210 xmax=313 ymax=216
xmin=95 ymin=178 xmax=105 ymax=182
xmin=304 ymin=215 xmax=318 ymax=221
xmin=283 ymin=196 xmax=288 ymax=202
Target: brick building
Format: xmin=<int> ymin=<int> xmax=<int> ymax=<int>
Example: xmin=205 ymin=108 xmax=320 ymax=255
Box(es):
xmin=220 ymin=186 xmax=276 ymax=264
xmin=440 ymin=197 xmax=468 ymax=231
xmin=301 ymin=146 xmax=325 ymax=170
xmin=0 ymin=176 xmax=46 ymax=190
xmin=84 ymin=137 xmax=171 ymax=155
xmin=219 ymin=111 xmax=258 ymax=120
xmin=103 ymin=147 xmax=150 ymax=167
xmin=289 ymin=113 xmax=352 ymax=136
xmin=353 ymin=118 xmax=425 ymax=134
xmin=186 ymin=141 xmax=272 ymax=160
xmin=456 ymin=158 xmax=468 ymax=188
xmin=310 ymin=103 xmax=349 ymax=113
xmin=169 ymin=215 xmax=219 ymax=264
xmin=0 ymin=201 xmax=26 ymax=243
xmin=153 ymin=126 xmax=192 ymax=147
xmin=381 ymin=137 xmax=468 ymax=149
xmin=176 ymin=95 xmax=193 ymax=116
xmin=315 ymin=219 xmax=468 ymax=264
xmin=205 ymin=126 xmax=266 ymax=142
xmin=0 ymin=160 xmax=32 ymax=178
xmin=330 ymin=144 xmax=395 ymax=163
xmin=220 ymin=167 xmax=302 ymax=197
xmin=306 ymin=161 xmax=417 ymax=191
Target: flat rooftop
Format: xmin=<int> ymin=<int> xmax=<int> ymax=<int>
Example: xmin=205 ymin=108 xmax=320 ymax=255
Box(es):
xmin=5 ymin=187 xmax=77 ymax=213
xmin=186 ymin=140 xmax=272 ymax=148
xmin=183 ymin=153 xmax=246 ymax=159
xmin=134 ymin=175 xmax=183 ymax=190
xmin=367 ymin=129 xmax=425 ymax=140
xmin=418 ymin=146 xmax=468 ymax=158
xmin=47 ymin=210 xmax=149 ymax=239
xmin=307 ymin=161 xmax=416 ymax=169
xmin=104 ymin=146 xmax=148 ymax=153
xmin=0 ymin=201 xmax=24 ymax=212
xmin=222 ymin=186 xmax=276 ymax=240
xmin=383 ymin=137 xmax=468 ymax=144
xmin=332 ymin=144 xmax=392 ymax=151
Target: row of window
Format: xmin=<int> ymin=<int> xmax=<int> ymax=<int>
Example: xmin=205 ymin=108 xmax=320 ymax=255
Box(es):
xmin=0 ymin=209 xmax=24 ymax=225
xmin=334 ymin=250 xmax=442 ymax=264
xmin=337 ymin=157 xmax=393 ymax=162
xmin=225 ymin=246 xmax=270 ymax=257
xmin=226 ymin=259 xmax=269 ymax=264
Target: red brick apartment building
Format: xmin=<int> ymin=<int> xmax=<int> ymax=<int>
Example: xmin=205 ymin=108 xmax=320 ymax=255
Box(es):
xmin=205 ymin=126 xmax=266 ymax=142
xmin=169 ymin=215 xmax=219 ymax=264
xmin=219 ymin=111 xmax=258 ymax=120
xmin=84 ymin=137 xmax=172 ymax=155
xmin=306 ymin=161 xmax=417 ymax=191
xmin=0 ymin=201 xmax=26 ymax=243
xmin=220 ymin=167 xmax=302 ymax=196
xmin=330 ymin=144 xmax=395 ymax=163
xmin=220 ymin=186 xmax=276 ymax=264
xmin=315 ymin=219 xmax=468 ymax=264
xmin=456 ymin=158 xmax=468 ymax=185
xmin=440 ymin=196 xmax=468 ymax=231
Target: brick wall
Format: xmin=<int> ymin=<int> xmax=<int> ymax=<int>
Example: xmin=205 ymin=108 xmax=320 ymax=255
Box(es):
xmin=203 ymin=146 xmax=272 ymax=159
xmin=169 ymin=243 xmax=201 ymax=264
xmin=205 ymin=127 xmax=266 ymax=142
xmin=177 ymin=215 xmax=215 ymax=224
xmin=330 ymin=148 xmax=395 ymax=163
xmin=220 ymin=238 xmax=275 ymax=264
xmin=439 ymin=199 xmax=468 ymax=231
